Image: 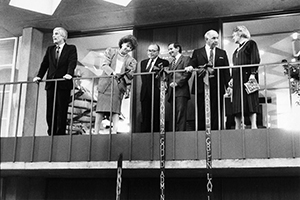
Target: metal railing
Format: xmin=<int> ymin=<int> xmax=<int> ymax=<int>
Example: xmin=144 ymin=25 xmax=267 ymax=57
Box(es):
xmin=0 ymin=61 xmax=299 ymax=162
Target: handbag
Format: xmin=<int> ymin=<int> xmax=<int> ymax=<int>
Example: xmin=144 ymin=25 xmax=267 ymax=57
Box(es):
xmin=244 ymin=79 xmax=260 ymax=94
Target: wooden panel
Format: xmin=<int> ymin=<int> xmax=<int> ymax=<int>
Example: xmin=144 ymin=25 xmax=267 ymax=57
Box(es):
xmin=178 ymin=24 xmax=205 ymax=51
xmin=153 ymin=26 xmax=177 ymax=57
xmin=220 ymin=130 xmax=244 ymax=159
xmin=131 ymin=133 xmax=152 ymax=160
xmin=51 ymin=136 xmax=70 ymax=162
xmin=244 ymin=129 xmax=268 ymax=158
xmin=0 ymin=138 xmax=14 ymax=162
xmin=90 ymin=135 xmax=110 ymax=161
xmin=15 ymin=137 xmax=32 ymax=162
xmin=33 ymin=136 xmax=51 ymax=162
xmin=132 ymin=28 xmax=153 ymax=133
xmin=1 ymin=129 xmax=298 ymax=163
xmin=269 ymin=129 xmax=293 ymax=158
xmin=175 ymin=131 xmax=197 ymax=160
xmin=71 ymin=135 xmax=90 ymax=161
xmin=110 ymin=133 xmax=130 ymax=161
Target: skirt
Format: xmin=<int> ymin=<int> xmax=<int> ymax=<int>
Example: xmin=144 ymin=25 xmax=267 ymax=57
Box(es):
xmin=96 ymin=80 xmax=124 ymax=114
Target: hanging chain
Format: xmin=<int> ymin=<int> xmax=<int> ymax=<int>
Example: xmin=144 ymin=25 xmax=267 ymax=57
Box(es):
xmin=204 ymin=76 xmax=213 ymax=200
xmin=116 ymin=154 xmax=123 ymax=200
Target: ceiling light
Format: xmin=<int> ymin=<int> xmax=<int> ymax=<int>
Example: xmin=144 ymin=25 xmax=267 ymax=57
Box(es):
xmin=9 ymin=0 xmax=61 ymax=15
xmin=104 ymin=0 xmax=132 ymax=7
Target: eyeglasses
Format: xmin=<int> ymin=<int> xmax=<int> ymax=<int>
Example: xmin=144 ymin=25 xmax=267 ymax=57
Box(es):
xmin=148 ymin=49 xmax=158 ymax=52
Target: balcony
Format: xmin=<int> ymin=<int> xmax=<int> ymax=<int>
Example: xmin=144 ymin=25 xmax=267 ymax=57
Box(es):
xmin=1 ymin=62 xmax=300 ymax=176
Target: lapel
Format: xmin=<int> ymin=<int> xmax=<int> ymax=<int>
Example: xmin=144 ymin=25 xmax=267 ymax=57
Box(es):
xmin=200 ymin=47 xmax=208 ymax=62
xmin=57 ymin=44 xmax=67 ymax=66
xmin=214 ymin=48 xmax=221 ymax=65
xmin=144 ymin=58 xmax=151 ymax=72
xmin=51 ymin=45 xmax=57 ymax=65
xmin=174 ymin=55 xmax=183 ymax=70
xmin=154 ymin=57 xmax=160 ymax=67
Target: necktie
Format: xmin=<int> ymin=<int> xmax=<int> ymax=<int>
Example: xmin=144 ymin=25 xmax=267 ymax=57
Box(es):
xmin=146 ymin=59 xmax=153 ymax=71
xmin=55 ymin=46 xmax=60 ymax=63
xmin=171 ymin=58 xmax=176 ymax=69
xmin=209 ymin=48 xmax=214 ymax=67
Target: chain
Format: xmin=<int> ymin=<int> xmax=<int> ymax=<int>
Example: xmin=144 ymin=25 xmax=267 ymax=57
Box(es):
xmin=116 ymin=154 xmax=123 ymax=200
xmin=204 ymin=78 xmax=213 ymax=200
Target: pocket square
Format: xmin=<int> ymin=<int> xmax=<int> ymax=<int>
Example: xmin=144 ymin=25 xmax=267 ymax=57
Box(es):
xmin=219 ymin=57 xmax=224 ymax=59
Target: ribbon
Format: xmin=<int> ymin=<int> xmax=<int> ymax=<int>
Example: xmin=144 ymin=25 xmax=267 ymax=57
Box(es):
xmin=198 ymin=64 xmax=214 ymax=85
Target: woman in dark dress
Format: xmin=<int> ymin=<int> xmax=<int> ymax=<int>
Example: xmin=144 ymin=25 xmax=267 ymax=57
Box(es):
xmin=231 ymin=26 xmax=260 ymax=129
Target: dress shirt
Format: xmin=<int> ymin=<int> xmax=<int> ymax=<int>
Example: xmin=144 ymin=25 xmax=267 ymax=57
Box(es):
xmin=147 ymin=57 xmax=158 ymax=72
xmin=205 ymin=44 xmax=215 ymax=66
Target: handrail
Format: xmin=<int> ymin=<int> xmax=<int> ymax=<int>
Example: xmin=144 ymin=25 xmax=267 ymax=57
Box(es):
xmin=0 ymin=61 xmax=299 ymax=164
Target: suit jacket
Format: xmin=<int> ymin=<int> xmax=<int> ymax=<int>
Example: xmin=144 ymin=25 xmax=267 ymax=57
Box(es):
xmin=37 ymin=43 xmax=77 ymax=90
xmin=189 ymin=47 xmax=230 ymax=95
xmin=166 ymin=55 xmax=191 ymax=102
xmin=140 ymin=57 xmax=169 ymax=102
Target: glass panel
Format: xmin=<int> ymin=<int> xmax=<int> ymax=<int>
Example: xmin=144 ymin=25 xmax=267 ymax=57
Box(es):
xmin=0 ymin=39 xmax=15 ymax=66
xmin=0 ymin=38 xmax=17 ymax=137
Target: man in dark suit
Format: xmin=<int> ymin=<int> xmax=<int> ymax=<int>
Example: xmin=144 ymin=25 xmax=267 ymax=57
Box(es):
xmin=166 ymin=43 xmax=191 ymax=131
xmin=185 ymin=30 xmax=230 ymax=130
xmin=140 ymin=44 xmax=169 ymax=132
xmin=33 ymin=27 xmax=78 ymax=135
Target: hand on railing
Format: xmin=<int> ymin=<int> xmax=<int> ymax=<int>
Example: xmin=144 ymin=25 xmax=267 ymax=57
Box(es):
xmin=115 ymin=69 xmax=130 ymax=84
xmin=184 ymin=66 xmax=193 ymax=72
xmin=169 ymin=82 xmax=177 ymax=88
xmin=63 ymin=74 xmax=72 ymax=80
xmin=33 ymin=77 xmax=41 ymax=83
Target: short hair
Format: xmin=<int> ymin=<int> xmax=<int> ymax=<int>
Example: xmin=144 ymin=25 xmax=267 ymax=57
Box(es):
xmin=118 ymin=35 xmax=138 ymax=50
xmin=204 ymin=30 xmax=218 ymax=40
xmin=168 ymin=42 xmax=182 ymax=53
xmin=54 ymin=27 xmax=68 ymax=41
xmin=233 ymin=25 xmax=251 ymax=39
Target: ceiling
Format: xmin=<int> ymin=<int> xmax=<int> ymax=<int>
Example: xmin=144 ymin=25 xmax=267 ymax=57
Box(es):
xmin=1 ymin=0 xmax=300 ymax=38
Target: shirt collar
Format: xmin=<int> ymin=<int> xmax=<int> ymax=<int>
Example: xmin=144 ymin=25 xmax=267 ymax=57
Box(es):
xmin=175 ymin=53 xmax=181 ymax=62
xmin=151 ymin=57 xmax=158 ymax=63
xmin=56 ymin=42 xmax=65 ymax=50
xmin=205 ymin=44 xmax=214 ymax=50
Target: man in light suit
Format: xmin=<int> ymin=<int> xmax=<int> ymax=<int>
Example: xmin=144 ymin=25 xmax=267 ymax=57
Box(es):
xmin=166 ymin=43 xmax=191 ymax=131
xmin=185 ymin=30 xmax=230 ymax=130
xmin=33 ymin=27 xmax=78 ymax=135
xmin=140 ymin=44 xmax=169 ymax=132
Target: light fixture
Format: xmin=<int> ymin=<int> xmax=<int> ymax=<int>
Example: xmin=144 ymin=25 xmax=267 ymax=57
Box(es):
xmin=104 ymin=0 xmax=132 ymax=7
xmin=9 ymin=0 xmax=62 ymax=15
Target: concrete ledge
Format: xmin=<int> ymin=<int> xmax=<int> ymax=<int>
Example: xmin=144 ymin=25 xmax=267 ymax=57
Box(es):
xmin=1 ymin=158 xmax=299 ymax=170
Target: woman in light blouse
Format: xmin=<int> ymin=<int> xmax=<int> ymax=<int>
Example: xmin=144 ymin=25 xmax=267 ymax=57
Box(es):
xmin=95 ymin=35 xmax=138 ymax=134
